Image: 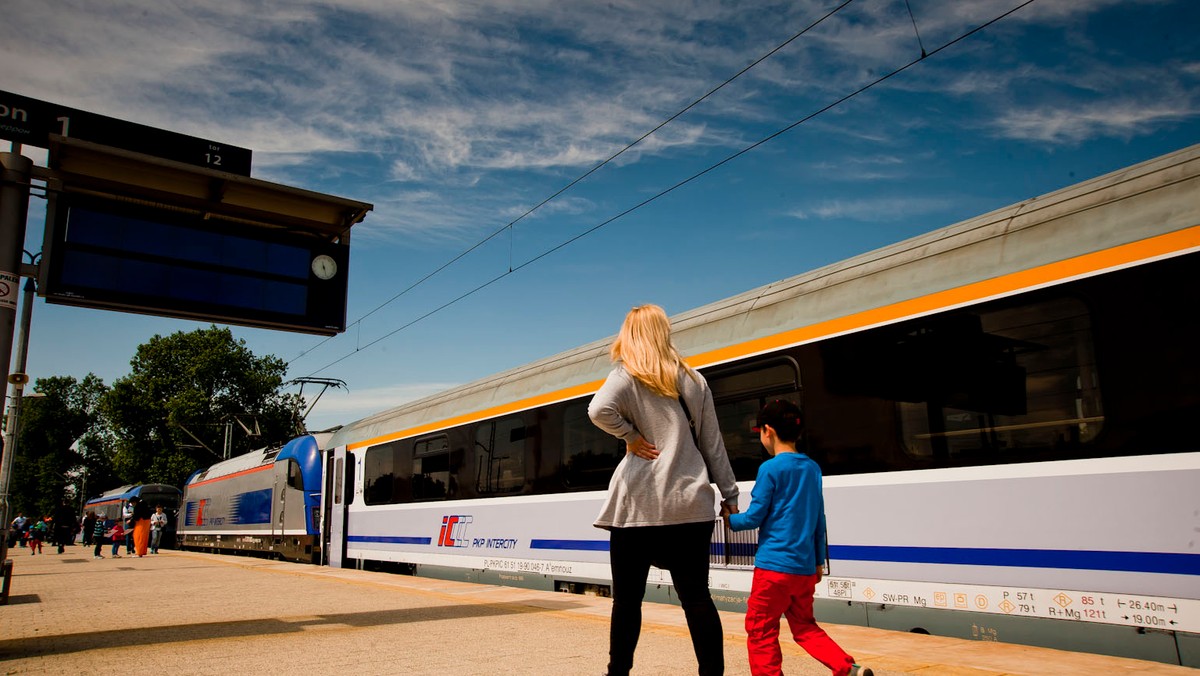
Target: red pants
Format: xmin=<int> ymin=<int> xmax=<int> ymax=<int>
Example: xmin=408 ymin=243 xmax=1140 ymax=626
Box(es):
xmin=745 ymin=568 xmax=855 ymax=676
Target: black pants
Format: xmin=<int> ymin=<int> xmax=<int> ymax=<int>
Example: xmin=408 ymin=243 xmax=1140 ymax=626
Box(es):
xmin=607 ymin=521 xmax=724 ymax=676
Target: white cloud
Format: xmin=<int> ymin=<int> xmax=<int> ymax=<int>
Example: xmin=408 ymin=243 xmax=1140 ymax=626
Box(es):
xmin=302 ymin=381 xmax=459 ymax=430
xmin=788 ymin=196 xmax=953 ymax=222
xmin=993 ymin=102 xmax=1197 ymax=144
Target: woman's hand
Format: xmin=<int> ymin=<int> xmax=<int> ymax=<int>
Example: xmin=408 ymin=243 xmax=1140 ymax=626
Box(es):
xmin=626 ymin=435 xmax=660 ymax=460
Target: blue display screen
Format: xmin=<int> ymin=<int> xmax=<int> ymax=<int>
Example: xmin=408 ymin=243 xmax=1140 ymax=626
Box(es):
xmin=43 ymin=195 xmax=348 ymax=336
xmin=67 ymin=207 xmax=311 ymax=280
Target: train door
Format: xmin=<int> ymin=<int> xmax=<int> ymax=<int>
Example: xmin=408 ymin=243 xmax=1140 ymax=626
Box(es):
xmin=324 ymin=446 xmax=349 ymax=568
xmin=271 ymin=471 xmax=281 ymax=540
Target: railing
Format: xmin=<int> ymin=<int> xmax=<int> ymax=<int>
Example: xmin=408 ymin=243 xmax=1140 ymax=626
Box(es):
xmin=710 ymin=520 xmax=757 ymax=568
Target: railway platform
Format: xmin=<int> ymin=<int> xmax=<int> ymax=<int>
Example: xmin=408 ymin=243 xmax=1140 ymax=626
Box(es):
xmin=0 ymin=544 xmax=1191 ymax=675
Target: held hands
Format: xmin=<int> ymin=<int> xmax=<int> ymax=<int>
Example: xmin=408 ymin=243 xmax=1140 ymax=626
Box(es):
xmin=719 ymin=502 xmax=739 ymax=528
xmin=625 ymin=435 xmax=660 ymax=460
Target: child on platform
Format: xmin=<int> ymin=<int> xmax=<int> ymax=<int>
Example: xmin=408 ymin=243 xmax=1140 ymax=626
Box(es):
xmin=726 ymin=400 xmax=872 ymax=676
xmin=93 ymin=517 xmax=107 ymax=559
xmin=106 ymin=520 xmax=125 ymax=559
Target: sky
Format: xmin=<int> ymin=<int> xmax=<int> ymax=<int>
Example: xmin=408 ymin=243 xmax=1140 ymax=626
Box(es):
xmin=1 ymin=0 xmax=1197 ymax=434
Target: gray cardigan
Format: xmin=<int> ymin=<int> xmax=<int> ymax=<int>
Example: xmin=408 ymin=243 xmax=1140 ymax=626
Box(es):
xmin=589 ymin=365 xmax=739 ymax=529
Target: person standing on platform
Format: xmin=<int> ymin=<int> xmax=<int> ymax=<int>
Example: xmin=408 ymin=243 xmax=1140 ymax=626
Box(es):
xmin=82 ymin=511 xmax=97 ymax=547
xmin=589 ymin=304 xmax=740 ymax=676
xmin=129 ymin=496 xmax=151 ymax=557
xmin=122 ymin=500 xmax=135 ymax=555
xmin=92 ymin=516 xmax=107 ymax=559
xmin=726 ymin=400 xmax=872 ymax=676
xmin=106 ymin=519 xmax=124 ymax=559
xmin=53 ymin=500 xmax=75 ymax=553
xmin=149 ymin=505 xmax=167 ymax=554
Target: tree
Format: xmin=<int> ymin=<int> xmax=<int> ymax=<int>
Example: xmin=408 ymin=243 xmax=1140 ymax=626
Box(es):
xmin=101 ymin=326 xmax=303 ymax=488
xmin=9 ymin=374 xmax=109 ymax=518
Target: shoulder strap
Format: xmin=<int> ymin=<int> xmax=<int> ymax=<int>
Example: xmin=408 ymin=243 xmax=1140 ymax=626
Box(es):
xmin=677 ymin=394 xmax=699 ymax=447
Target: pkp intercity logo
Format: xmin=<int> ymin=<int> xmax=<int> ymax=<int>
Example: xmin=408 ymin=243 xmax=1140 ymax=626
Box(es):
xmin=437 ymin=514 xmax=472 ymax=547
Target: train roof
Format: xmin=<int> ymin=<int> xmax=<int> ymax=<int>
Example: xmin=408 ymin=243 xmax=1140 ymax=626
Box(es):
xmin=185 ymin=432 xmax=333 ymax=485
xmin=185 ymin=447 xmax=279 ymax=485
xmin=85 ymin=483 xmax=180 ymax=505
xmin=327 ymin=143 xmax=1200 ymax=451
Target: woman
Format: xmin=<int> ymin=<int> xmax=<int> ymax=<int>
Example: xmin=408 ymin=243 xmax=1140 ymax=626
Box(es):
xmin=129 ymin=496 xmax=151 ymax=557
xmin=589 ymin=304 xmax=740 ymax=676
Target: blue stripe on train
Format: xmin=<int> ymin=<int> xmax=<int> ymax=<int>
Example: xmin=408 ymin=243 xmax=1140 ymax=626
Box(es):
xmin=830 ymin=545 xmax=1200 ymax=576
xmin=526 ymin=541 xmax=1200 ymax=575
xmin=342 ymin=536 xmax=1198 ymax=576
xmin=347 ymin=535 xmax=433 ymax=545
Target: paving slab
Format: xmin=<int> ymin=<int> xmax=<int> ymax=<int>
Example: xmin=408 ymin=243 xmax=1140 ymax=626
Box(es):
xmin=0 ymin=546 xmax=1191 ymax=675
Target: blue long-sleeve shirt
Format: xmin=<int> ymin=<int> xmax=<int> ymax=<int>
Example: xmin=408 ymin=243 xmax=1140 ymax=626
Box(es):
xmin=728 ymin=452 xmax=827 ymax=576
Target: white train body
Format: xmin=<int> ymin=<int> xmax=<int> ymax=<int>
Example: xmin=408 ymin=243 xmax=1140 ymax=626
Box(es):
xmin=317 ymin=145 xmax=1200 ymax=665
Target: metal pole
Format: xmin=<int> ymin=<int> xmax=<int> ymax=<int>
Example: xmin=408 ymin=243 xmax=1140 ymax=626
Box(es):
xmin=0 ymin=280 xmax=35 ymax=585
xmin=0 ymin=151 xmax=32 ymax=602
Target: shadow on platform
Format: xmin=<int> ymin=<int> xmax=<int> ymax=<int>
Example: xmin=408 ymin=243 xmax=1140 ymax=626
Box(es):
xmin=0 ymin=599 xmax=579 ymax=661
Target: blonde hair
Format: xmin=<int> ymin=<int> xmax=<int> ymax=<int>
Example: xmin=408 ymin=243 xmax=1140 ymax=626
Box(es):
xmin=610 ymin=304 xmax=691 ymax=398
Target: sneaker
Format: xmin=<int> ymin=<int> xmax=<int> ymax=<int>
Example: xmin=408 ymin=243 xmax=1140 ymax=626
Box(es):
xmin=112 ymin=554 xmax=121 ymax=558
xmin=849 ymin=665 xmax=874 ymax=676
xmin=93 ymin=555 xmax=104 ymax=559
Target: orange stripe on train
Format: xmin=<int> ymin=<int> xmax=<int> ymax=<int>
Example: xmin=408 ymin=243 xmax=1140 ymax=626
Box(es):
xmin=348 ymin=226 xmax=1200 ymax=451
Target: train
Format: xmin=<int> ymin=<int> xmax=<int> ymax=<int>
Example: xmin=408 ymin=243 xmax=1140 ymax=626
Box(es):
xmin=178 ymin=144 xmax=1200 ymax=666
xmin=84 ymin=483 xmax=183 ymax=548
xmin=175 ymin=433 xmax=328 ymax=563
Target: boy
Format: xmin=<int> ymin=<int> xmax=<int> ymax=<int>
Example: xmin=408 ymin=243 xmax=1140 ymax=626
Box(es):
xmin=92 ymin=517 xmax=107 ymax=559
xmin=726 ymin=400 xmax=871 ymax=676
xmin=106 ymin=520 xmax=125 ymax=559
xmin=27 ymin=517 xmax=48 ymax=555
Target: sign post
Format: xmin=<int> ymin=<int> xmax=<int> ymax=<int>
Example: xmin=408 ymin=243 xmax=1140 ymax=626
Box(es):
xmin=0 ymin=151 xmax=32 ymax=602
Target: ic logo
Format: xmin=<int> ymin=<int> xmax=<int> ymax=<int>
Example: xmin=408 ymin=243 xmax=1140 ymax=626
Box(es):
xmin=184 ymin=499 xmax=210 ymax=526
xmin=437 ymin=515 xmax=472 ymax=547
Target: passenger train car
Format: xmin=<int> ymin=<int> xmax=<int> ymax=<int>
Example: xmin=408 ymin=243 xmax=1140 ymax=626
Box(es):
xmin=84 ymin=484 xmax=182 ymax=547
xmin=176 ymin=434 xmax=327 ymax=563
xmin=187 ymin=145 xmax=1198 ymax=665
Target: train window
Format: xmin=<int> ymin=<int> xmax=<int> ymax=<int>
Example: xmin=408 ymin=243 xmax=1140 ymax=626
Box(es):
xmin=709 ymin=359 xmax=799 ymax=401
xmin=891 ymin=297 xmax=1104 ymax=461
xmin=561 ymin=400 xmax=622 ymax=489
xmin=413 ymin=435 xmax=451 ymax=500
xmin=333 ymin=458 xmax=343 ymax=505
xmin=287 ymin=459 xmax=303 ymax=489
xmin=364 ymin=444 xmax=393 ymax=505
xmin=364 ymin=441 xmax=410 ymax=505
xmin=708 ymin=358 xmax=801 ymax=481
xmin=139 ymin=490 xmax=181 ymax=511
xmin=475 ymin=416 xmax=526 ymax=494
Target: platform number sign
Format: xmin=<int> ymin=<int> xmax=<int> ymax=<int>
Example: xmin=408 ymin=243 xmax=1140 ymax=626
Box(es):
xmin=0 ymin=89 xmax=251 ymax=176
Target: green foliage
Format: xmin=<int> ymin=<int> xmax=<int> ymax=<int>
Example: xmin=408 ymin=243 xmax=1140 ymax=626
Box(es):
xmin=6 ymin=326 xmax=304 ymax=516
xmin=8 ymin=374 xmax=108 ymax=518
xmin=100 ymin=326 xmax=303 ymax=488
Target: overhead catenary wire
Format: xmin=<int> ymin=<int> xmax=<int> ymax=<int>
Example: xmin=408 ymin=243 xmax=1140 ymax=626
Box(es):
xmin=288 ymin=0 xmax=859 ymax=366
xmin=904 ymin=0 xmax=928 ymax=58
xmin=299 ymin=0 xmax=1041 ymax=379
